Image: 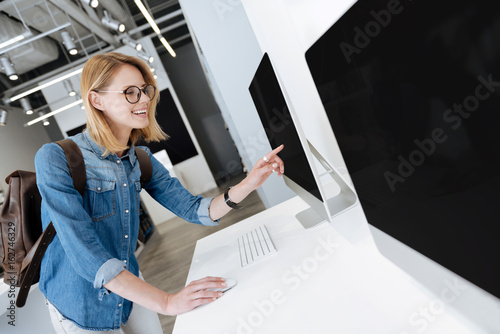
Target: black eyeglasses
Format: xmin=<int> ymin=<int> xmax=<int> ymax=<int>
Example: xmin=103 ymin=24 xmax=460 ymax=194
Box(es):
xmin=94 ymin=84 xmax=156 ymax=104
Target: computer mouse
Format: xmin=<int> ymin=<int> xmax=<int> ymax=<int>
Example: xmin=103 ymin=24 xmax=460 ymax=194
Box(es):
xmin=208 ymin=278 xmax=237 ymax=292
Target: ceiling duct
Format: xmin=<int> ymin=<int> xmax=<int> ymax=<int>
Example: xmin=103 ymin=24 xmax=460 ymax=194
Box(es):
xmin=0 ymin=13 xmax=59 ymax=75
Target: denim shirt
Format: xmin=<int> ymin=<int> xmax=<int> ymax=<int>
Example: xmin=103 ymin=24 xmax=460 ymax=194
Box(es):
xmin=35 ymin=131 xmax=218 ymax=330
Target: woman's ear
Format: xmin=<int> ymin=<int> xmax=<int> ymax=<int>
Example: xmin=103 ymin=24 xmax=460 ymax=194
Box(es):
xmin=88 ymin=91 xmax=105 ymax=111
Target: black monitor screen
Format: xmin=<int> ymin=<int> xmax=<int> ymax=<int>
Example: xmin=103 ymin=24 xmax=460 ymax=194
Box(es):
xmin=306 ymin=0 xmax=500 ymax=297
xmin=139 ymin=89 xmax=198 ymax=165
xmin=249 ymin=53 xmax=321 ymax=201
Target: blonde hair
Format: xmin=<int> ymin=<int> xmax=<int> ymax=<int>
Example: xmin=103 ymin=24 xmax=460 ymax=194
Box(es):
xmin=81 ymin=52 xmax=167 ymax=155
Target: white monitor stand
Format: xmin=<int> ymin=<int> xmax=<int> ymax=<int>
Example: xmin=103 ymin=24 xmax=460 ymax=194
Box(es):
xmin=284 ymin=140 xmax=357 ymax=229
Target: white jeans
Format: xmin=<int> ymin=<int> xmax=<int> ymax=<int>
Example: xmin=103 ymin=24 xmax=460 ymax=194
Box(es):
xmin=46 ymin=299 xmax=163 ymax=334
xmin=45 ymin=273 xmax=163 ymax=334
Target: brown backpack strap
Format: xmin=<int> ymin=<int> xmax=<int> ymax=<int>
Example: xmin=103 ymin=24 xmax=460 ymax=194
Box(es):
xmin=16 ymin=139 xmax=85 ymax=307
xmin=135 ymin=147 xmax=152 ymax=188
xmin=55 ymin=139 xmax=86 ymax=196
xmin=135 ymin=147 xmax=152 ymax=243
xmin=16 ymin=222 xmax=56 ymax=307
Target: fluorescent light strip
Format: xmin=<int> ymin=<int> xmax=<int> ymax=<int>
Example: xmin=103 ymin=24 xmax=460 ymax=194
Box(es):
xmin=26 ymin=99 xmax=83 ymax=126
xmin=134 ymin=0 xmax=176 ymax=57
xmin=134 ymin=0 xmax=161 ymax=35
xmin=9 ymin=68 xmax=83 ymax=103
xmin=0 ymin=35 xmax=26 ymax=50
xmin=160 ymin=37 xmax=176 ymax=58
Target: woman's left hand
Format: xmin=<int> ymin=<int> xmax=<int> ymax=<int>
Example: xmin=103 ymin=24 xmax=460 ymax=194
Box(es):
xmin=243 ymin=144 xmax=285 ymax=191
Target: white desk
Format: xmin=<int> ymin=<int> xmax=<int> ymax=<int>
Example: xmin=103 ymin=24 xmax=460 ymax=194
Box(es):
xmin=173 ymin=197 xmax=481 ymax=334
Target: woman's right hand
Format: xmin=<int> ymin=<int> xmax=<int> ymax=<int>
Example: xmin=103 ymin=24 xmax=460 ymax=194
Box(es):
xmin=164 ymin=276 xmax=227 ymax=315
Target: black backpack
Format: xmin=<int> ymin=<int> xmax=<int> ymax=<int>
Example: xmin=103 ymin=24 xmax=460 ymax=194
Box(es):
xmin=0 ymin=139 xmax=152 ymax=307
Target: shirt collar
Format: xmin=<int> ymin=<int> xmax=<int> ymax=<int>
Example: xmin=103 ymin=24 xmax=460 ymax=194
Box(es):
xmin=83 ymin=130 xmax=138 ymax=167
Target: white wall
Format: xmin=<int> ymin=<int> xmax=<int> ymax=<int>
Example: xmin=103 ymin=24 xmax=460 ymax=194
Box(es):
xmin=0 ymin=107 xmax=51 ymax=191
xmin=179 ymin=0 xmax=296 ymax=209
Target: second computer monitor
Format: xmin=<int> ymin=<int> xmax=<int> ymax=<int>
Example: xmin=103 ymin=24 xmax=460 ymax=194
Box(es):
xmin=249 ymin=53 xmax=356 ymax=228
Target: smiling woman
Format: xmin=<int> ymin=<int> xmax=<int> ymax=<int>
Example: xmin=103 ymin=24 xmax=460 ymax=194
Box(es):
xmin=82 ymin=52 xmax=167 ymax=157
xmin=33 ymin=51 xmax=285 ymax=333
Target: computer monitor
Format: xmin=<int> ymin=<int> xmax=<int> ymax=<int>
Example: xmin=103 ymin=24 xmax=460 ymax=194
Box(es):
xmin=305 ymin=0 xmax=500 ymax=310
xmin=249 ymin=53 xmax=357 ymax=229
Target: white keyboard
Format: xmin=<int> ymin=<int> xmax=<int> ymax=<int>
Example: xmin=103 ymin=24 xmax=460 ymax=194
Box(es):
xmin=237 ymin=225 xmax=277 ymax=267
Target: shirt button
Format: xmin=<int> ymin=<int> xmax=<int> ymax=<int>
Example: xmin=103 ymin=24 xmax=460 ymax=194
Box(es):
xmin=123 ymin=183 xmax=127 ymax=187
xmin=117 ymin=160 xmax=121 ymax=164
xmin=123 ymin=260 xmax=127 ymax=263
xmin=118 ymin=303 xmax=122 ymax=307
xmin=125 ymin=235 xmax=129 ymax=239
xmin=125 ymin=209 xmax=129 ymax=214
xmin=97 ymin=187 xmax=101 ymax=191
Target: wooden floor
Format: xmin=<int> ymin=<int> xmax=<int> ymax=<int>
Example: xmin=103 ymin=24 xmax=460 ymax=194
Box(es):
xmin=137 ymin=174 xmax=266 ymax=334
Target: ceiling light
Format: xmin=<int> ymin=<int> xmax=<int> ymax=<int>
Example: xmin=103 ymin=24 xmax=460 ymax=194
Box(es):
xmin=0 ymin=109 xmax=8 ymax=126
xmin=63 ymin=80 xmax=77 ymax=96
xmin=8 ymin=67 xmax=83 ymax=103
xmin=134 ymin=0 xmax=176 ymax=57
xmin=137 ymin=51 xmax=154 ymax=64
xmin=80 ymin=0 xmax=99 ymax=8
xmin=20 ymin=98 xmax=33 ymax=115
xmin=1 ymin=57 xmax=19 ymax=80
xmin=159 ymin=36 xmax=176 ymax=58
xmin=0 ymin=35 xmax=25 ymax=50
xmin=61 ymin=31 xmax=78 ymax=56
xmin=121 ymin=36 xmax=142 ymax=51
xmin=26 ymin=99 xmax=82 ymax=126
xmin=37 ymin=111 xmax=50 ymax=126
xmin=134 ymin=0 xmax=161 ymax=34
xmin=0 ymin=31 xmax=32 ymax=50
xmin=102 ymin=11 xmax=125 ymax=33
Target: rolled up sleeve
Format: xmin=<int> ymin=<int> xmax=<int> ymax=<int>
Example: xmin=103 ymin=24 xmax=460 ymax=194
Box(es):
xmin=197 ymin=197 xmax=220 ymax=226
xmin=94 ymin=259 xmax=127 ymax=289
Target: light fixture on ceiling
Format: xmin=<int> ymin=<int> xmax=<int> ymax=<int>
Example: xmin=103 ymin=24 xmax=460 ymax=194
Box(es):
xmin=134 ymin=0 xmax=176 ymax=58
xmin=61 ymin=31 xmax=78 ymax=56
xmin=121 ymin=35 xmax=142 ymax=51
xmin=137 ymin=51 xmax=154 ymax=64
xmin=26 ymin=99 xmax=83 ymax=127
xmin=0 ymin=109 xmax=8 ymax=126
xmin=76 ymin=95 xmax=86 ymax=110
xmin=0 ymin=57 xmax=19 ymax=81
xmin=148 ymin=66 xmax=157 ymax=79
xmin=8 ymin=67 xmax=83 ymax=103
xmin=80 ymin=0 xmax=99 ymax=8
xmin=159 ymin=37 xmax=176 ymax=58
xmin=20 ymin=98 xmax=33 ymax=115
xmin=63 ymin=80 xmax=77 ymax=97
xmin=38 ymin=111 xmax=50 ymax=126
xmin=102 ymin=11 xmax=125 ymax=33
xmin=0 ymin=30 xmax=33 ymax=50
